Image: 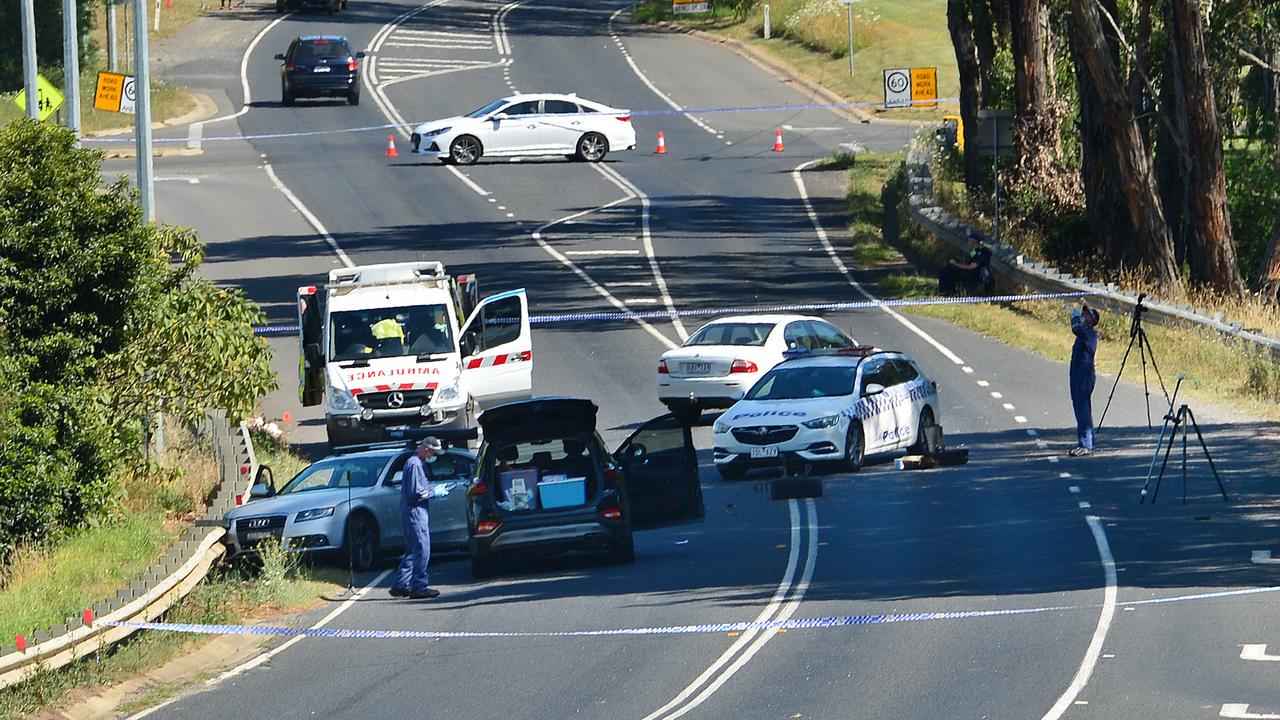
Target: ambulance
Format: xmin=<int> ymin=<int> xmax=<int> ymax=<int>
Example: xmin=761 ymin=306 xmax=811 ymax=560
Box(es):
xmin=297 ymin=262 xmax=533 ymax=449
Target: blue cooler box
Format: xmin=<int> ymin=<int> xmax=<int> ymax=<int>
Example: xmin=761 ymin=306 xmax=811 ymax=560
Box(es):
xmin=538 ymin=476 xmax=587 ymax=509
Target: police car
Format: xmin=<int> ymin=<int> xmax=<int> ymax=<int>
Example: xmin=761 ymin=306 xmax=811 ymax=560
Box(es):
xmin=711 ymin=347 xmax=939 ymax=479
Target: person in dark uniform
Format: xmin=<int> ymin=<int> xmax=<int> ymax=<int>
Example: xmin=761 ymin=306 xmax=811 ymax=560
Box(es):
xmin=1068 ymin=305 xmax=1100 ymax=457
xmin=391 ymin=437 xmax=441 ymax=599
xmin=939 ymin=230 xmax=993 ymax=294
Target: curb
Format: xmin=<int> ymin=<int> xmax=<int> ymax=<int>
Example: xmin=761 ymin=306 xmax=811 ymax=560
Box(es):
xmin=85 ymin=91 xmax=219 ymax=139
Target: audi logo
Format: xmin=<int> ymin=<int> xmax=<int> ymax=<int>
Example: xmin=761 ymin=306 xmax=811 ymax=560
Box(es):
xmin=387 ymin=391 xmax=405 ymax=408
xmin=247 ymin=518 xmax=271 ymax=529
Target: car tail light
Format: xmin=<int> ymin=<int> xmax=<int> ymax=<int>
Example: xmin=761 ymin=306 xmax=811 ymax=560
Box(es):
xmin=603 ymin=467 xmax=621 ymax=489
xmin=616 ymin=115 xmax=631 ymax=122
xmin=348 ymin=58 xmax=358 ymax=71
xmin=471 ymin=482 xmax=488 ymax=497
xmin=475 ymin=520 xmax=501 ymax=536
xmin=285 ymin=62 xmax=295 ymax=71
xmin=730 ymin=359 xmax=758 ymax=373
xmin=599 ymin=507 xmax=622 ymax=520
xmin=658 ymin=359 xmax=669 ymax=374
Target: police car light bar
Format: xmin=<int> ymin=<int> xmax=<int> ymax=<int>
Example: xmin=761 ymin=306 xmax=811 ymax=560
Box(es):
xmin=781 ymin=345 xmax=879 ymax=360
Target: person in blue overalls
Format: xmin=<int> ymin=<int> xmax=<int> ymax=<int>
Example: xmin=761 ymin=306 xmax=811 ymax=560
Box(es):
xmin=1068 ymin=304 xmax=1100 ymax=457
xmin=391 ymin=436 xmax=441 ymax=599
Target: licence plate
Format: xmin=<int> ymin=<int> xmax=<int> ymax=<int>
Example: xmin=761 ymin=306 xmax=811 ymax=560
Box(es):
xmin=683 ymin=361 xmax=712 ymax=375
xmin=313 ymin=66 xmax=331 ymax=73
xmin=246 ymin=531 xmax=273 ymax=542
xmin=750 ymin=447 xmax=779 ymax=459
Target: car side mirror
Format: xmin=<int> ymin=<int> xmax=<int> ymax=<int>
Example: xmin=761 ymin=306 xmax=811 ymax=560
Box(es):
xmin=491 ymin=112 xmax=509 ymax=121
xmin=863 ymin=383 xmax=885 ymax=397
xmin=356 ymin=51 xmax=366 ymax=58
xmin=628 ymin=444 xmax=646 ymax=459
xmin=249 ymin=482 xmax=274 ymax=499
xmin=274 ymin=53 xmax=286 ymax=61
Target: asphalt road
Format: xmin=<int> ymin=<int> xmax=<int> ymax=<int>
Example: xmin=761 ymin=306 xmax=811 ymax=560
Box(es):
xmin=100 ymin=1 xmax=1280 ymax=718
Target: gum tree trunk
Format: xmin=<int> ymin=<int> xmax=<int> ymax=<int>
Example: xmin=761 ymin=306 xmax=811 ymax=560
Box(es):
xmin=948 ymin=0 xmax=986 ymax=191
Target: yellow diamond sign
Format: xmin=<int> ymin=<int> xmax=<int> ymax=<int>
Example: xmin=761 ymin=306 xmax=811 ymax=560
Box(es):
xmin=12 ymin=73 xmax=65 ymax=122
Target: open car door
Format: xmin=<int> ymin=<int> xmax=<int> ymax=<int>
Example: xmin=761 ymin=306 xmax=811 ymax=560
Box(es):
xmin=297 ymin=286 xmax=324 ymax=407
xmin=614 ymin=413 xmax=705 ymax=530
xmin=460 ymin=289 xmax=532 ymax=405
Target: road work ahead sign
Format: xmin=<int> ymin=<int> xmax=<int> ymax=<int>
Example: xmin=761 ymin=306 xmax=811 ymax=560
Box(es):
xmin=94 ymin=72 xmax=137 ymax=114
xmin=12 ymin=74 xmax=65 ymax=122
xmin=672 ymin=0 xmax=709 ymax=14
xmin=883 ymin=67 xmax=938 ymax=108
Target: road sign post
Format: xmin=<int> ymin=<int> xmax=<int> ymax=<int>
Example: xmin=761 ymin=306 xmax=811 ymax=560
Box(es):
xmin=977 ymin=109 xmax=1014 ymax=246
xmin=63 ymin=0 xmax=81 ymax=138
xmin=20 ymin=0 xmax=38 ymax=120
xmin=134 ymin=0 xmax=155 ymax=222
xmin=837 ymin=0 xmax=854 ymax=77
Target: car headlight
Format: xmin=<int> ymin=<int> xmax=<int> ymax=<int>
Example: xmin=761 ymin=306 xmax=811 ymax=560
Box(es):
xmin=802 ymin=415 xmax=840 ymax=429
xmin=325 ymin=386 xmax=361 ymax=414
xmin=433 ymin=378 xmax=462 ymax=405
xmin=713 ymin=421 xmax=730 ymax=434
xmin=295 ymin=507 xmax=335 ymax=522
xmin=422 ymin=126 xmax=451 ymax=138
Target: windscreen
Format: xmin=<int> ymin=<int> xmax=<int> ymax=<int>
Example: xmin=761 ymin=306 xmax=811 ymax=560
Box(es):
xmin=684 ymin=322 xmax=774 ymax=347
xmin=277 ymin=455 xmax=389 ymax=494
xmin=466 ymin=100 xmax=508 ymax=118
xmin=295 ymin=40 xmax=353 ymax=61
xmin=330 ymin=304 xmax=453 ymax=362
xmin=745 ymin=365 xmax=857 ymax=400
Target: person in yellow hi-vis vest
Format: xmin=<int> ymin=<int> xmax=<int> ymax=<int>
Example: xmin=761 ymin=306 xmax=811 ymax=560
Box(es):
xmin=370 ymin=317 xmax=406 ymax=355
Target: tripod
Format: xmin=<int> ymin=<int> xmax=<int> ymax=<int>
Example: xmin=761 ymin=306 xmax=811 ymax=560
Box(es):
xmin=1138 ymin=376 xmax=1228 ymax=504
xmin=1099 ymin=294 xmax=1170 ymax=429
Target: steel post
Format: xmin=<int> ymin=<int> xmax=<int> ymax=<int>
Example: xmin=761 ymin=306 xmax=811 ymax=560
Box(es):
xmin=64 ymin=0 xmax=82 ymax=137
xmin=107 ymin=1 xmax=119 ymax=72
xmin=21 ymin=0 xmax=39 ymax=120
xmin=133 ymin=0 xmax=155 ymax=221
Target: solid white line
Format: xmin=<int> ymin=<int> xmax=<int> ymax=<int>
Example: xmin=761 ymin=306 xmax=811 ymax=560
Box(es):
xmin=607 ymin=7 xmax=719 ymax=137
xmin=641 ymin=501 xmax=807 ymax=720
xmin=386 ymin=41 xmax=494 ymax=49
xmin=378 ymin=57 xmax=495 ymax=66
xmin=606 ymin=281 xmax=654 ymax=287
xmin=1221 ymin=704 xmax=1280 ymax=719
xmin=188 ymin=11 xmax=293 ymax=149
xmin=207 ymin=569 xmax=393 ymax=686
xmin=493 ymin=0 xmax=520 ymax=56
xmin=564 ymin=249 xmax=642 ymax=256
xmin=1242 ymin=644 xmax=1280 ymax=661
xmin=379 ymin=61 xmax=509 ymax=89
xmin=393 ymin=28 xmax=490 ymax=38
xmin=659 ymin=499 xmax=819 ymax=720
xmin=263 ymin=162 xmax=354 ymax=268
xmin=792 ymin=160 xmax=966 ymax=366
xmin=590 ymin=264 xmax=645 ymax=270
xmin=1040 ymin=516 xmax=1116 ymax=720
xmin=593 ymin=163 xmax=689 ymax=341
xmin=624 ymin=298 xmax=660 ymax=305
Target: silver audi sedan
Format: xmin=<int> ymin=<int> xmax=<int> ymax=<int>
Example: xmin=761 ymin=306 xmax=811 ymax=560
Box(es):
xmin=223 ymin=446 xmax=474 ymax=571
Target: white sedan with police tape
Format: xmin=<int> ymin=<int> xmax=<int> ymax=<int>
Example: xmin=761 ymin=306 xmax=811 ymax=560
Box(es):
xmin=712 ymin=347 xmax=940 ymax=479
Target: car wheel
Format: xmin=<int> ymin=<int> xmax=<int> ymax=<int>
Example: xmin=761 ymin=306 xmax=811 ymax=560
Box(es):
xmin=717 ymin=462 xmax=748 ymax=480
xmin=609 ymin=532 xmax=636 ymax=564
xmin=470 ymin=551 xmax=496 ymax=579
xmin=344 ymin=513 xmax=378 ymax=573
xmin=281 ymin=88 xmax=294 ymax=106
xmin=449 ymin=135 xmax=482 ymax=165
xmin=575 ymin=132 xmax=609 ymax=162
xmin=347 ymin=90 xmax=360 ymax=106
xmin=907 ymin=407 xmax=937 ymax=455
xmin=843 ymin=420 xmax=865 ymax=472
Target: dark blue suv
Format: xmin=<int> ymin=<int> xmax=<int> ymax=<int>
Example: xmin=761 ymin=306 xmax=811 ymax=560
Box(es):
xmin=276 ymin=36 xmax=364 ymax=106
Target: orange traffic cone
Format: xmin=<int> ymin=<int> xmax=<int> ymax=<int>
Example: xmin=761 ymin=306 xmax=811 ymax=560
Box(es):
xmin=385 ymin=134 xmax=398 ymax=158
xmin=772 ymin=128 xmax=785 ymax=152
xmin=655 ymin=131 xmax=667 ymax=155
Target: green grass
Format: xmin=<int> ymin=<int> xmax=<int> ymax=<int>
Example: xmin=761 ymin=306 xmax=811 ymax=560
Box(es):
xmin=634 ymin=0 xmax=958 ymax=119
xmin=0 ymin=513 xmax=176 ymax=641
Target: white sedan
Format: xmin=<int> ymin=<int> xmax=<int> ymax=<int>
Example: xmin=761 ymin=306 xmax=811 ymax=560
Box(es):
xmin=712 ymin=347 xmax=940 ymax=479
xmin=410 ymin=93 xmax=637 ymax=165
xmin=657 ymin=314 xmax=857 ymax=414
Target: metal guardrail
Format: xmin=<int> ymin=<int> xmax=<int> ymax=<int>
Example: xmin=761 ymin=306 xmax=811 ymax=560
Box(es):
xmin=0 ymin=414 xmax=258 ymax=690
xmin=903 ymin=140 xmax=1280 ymax=362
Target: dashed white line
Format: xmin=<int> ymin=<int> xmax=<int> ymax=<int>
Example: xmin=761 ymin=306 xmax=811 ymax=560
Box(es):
xmin=977 ymin=380 xmax=990 ymax=387
xmin=1014 ymin=416 xmax=1028 ymax=423
xmin=991 ymin=391 xmax=1003 ymax=399
xmin=606 ymin=281 xmax=654 ymax=287
xmin=1002 ymin=402 xmax=1016 ymax=410
xmin=564 ymin=249 xmax=642 ymax=256
xmin=624 ymin=298 xmax=660 ymax=305
xmin=962 ymin=366 xmax=974 ymax=374
xmin=263 ymin=163 xmax=353 ymax=269
xmin=608 ymin=7 xmax=720 ymax=138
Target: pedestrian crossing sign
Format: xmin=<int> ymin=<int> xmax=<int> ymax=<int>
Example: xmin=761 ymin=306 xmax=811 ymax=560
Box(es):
xmin=12 ymin=73 xmax=65 ymax=122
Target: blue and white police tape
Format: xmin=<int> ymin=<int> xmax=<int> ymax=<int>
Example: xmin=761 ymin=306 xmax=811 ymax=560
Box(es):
xmin=98 ymin=584 xmax=1280 ymax=641
xmin=251 ymin=289 xmax=1104 ymax=337
xmin=81 ymin=97 xmax=960 ymax=145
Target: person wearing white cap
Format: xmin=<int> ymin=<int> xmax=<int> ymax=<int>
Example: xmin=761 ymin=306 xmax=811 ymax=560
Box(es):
xmin=390 ymin=436 xmax=442 ymax=599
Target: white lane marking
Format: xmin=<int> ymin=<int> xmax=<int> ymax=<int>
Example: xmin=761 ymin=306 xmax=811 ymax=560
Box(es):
xmin=607 ymin=7 xmax=719 ymax=138
xmin=792 ymin=161 xmax=966 ymax=366
xmin=606 ymin=281 xmax=654 ymax=287
xmin=643 ymin=500 xmax=816 ymax=720
xmin=1039 ymin=515 xmax=1116 ymax=720
xmin=386 ymin=41 xmax=494 ymax=49
xmin=533 ymin=200 xmax=679 ymax=351
xmin=393 ymin=29 xmax=490 ymax=38
xmin=493 ymin=0 xmax=521 ymax=56
xmin=1242 ymin=644 xmax=1280 ymax=661
xmin=962 ymin=366 xmax=974 ymax=373
xmin=990 ymin=391 xmax=1003 ymax=399
xmin=1069 ymin=486 xmax=1081 ymax=493
xmin=1002 ymin=403 xmax=1016 ymax=410
xmin=1078 ymin=501 xmax=1091 ymax=509
xmin=155 ymin=176 xmax=201 ymax=184
xmin=188 ymin=11 xmax=292 ymax=149
xmin=593 ymin=162 xmax=689 ymax=341
xmin=1221 ymin=705 xmax=1280 ymax=719
xmin=1060 ymin=473 xmax=1073 ymax=479
xmin=624 ymin=298 xmax=660 ymax=305
xmin=1252 ymin=550 xmax=1280 ymax=564
xmin=781 ymin=124 xmax=846 ymax=132
xmin=564 ymin=249 xmax=642 ymax=256
xmin=206 ymin=569 xmax=394 ymax=686
xmin=378 ymin=57 xmax=496 ymax=67
xmin=976 ymin=380 xmax=990 ymax=387
xmin=263 ymin=162 xmax=354 ymax=269
xmin=590 ymin=264 xmax=645 ymax=270
xmin=1014 ymin=416 xmax=1028 ymax=423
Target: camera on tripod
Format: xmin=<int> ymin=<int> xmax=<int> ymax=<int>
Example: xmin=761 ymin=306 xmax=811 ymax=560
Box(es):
xmin=1128 ymin=293 xmax=1149 ymax=338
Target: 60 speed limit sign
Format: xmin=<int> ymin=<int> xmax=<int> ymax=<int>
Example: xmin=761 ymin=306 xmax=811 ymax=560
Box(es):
xmin=883 ymin=68 xmax=912 ymax=108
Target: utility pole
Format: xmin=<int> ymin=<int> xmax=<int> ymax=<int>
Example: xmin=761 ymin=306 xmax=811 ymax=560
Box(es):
xmin=846 ymin=0 xmax=854 ymax=78
xmin=63 ymin=0 xmax=82 ymax=138
xmin=107 ymin=0 xmax=119 ymax=72
xmin=133 ymin=0 xmax=155 ymax=221
xmin=21 ymin=0 xmax=38 ymax=120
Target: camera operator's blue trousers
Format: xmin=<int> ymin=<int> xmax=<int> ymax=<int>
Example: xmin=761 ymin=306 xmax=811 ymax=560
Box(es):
xmin=394 ymin=505 xmax=430 ymax=593
xmin=1070 ymin=367 xmax=1095 ymax=450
